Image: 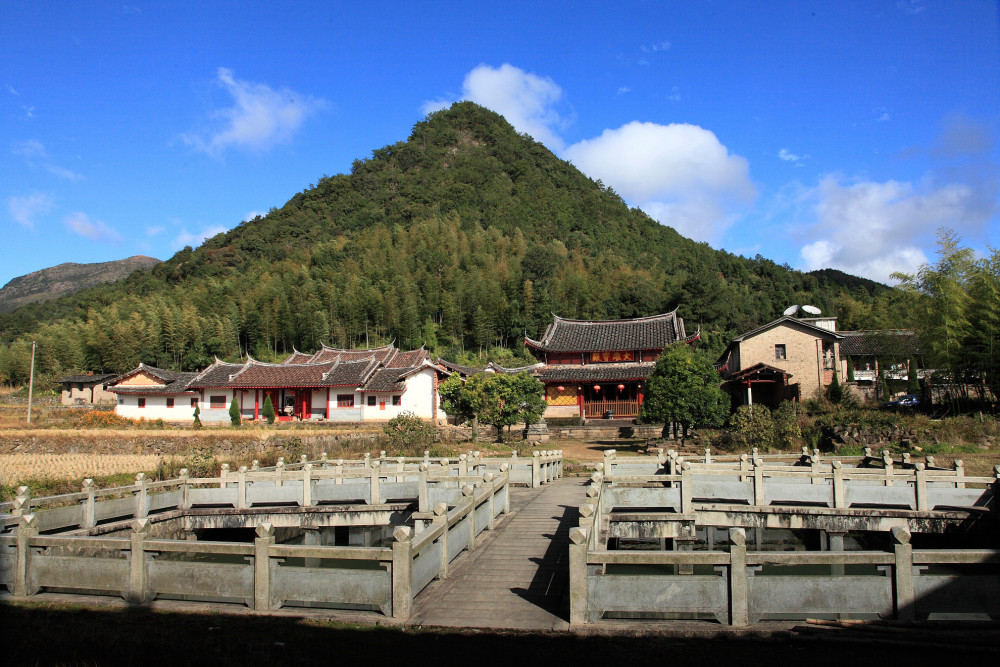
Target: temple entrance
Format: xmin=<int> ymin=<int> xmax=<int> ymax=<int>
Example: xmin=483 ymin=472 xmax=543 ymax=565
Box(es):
xmin=582 ymin=383 xmax=640 ymax=418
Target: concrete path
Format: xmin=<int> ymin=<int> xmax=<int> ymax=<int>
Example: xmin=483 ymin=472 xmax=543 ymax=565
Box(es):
xmin=408 ymin=477 xmax=584 ymax=630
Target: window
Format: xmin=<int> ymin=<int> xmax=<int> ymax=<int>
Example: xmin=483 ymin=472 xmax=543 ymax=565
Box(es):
xmin=337 ymin=394 xmax=354 ymax=408
xmin=166 ymin=398 xmax=174 ymax=408
xmin=191 ymin=398 xmax=198 ymax=408
xmin=210 ymin=395 xmax=226 ymax=409
xmin=119 ymin=397 xmax=124 ymax=405
xmin=367 ymin=395 xmax=376 ymax=406
xmin=775 ymin=344 xmax=786 ymax=361
xmin=137 ymin=398 xmax=146 ymax=409
xmin=392 ymin=395 xmax=401 ymax=406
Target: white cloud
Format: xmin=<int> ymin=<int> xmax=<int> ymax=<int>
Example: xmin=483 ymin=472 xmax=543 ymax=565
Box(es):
xmin=46 ymin=164 xmax=84 ymax=181
xmin=8 ymin=192 xmax=54 ymax=228
xmin=182 ymin=68 xmax=325 ymax=156
xmin=563 ymin=121 xmax=755 ymax=243
xmin=7 ymin=85 xmax=19 ymax=96
xmin=460 ymin=64 xmax=566 ymax=149
xmin=145 ymin=225 xmax=165 ymax=237
xmin=796 ymin=175 xmax=987 ymax=281
xmin=874 ymin=107 xmax=891 ymax=122
xmin=616 ymin=86 xmax=630 ymax=96
xmin=172 ymin=225 xmax=227 ymax=249
xmin=666 ymin=86 xmax=681 ymax=102
xmin=778 ymin=148 xmax=806 ymax=162
xmin=421 ymin=98 xmax=452 ymax=115
xmin=243 ymin=211 xmax=265 ymax=223
xmin=12 ymin=139 xmax=45 ymax=158
xmin=640 ymin=41 xmax=672 ymax=53
xmin=64 ymin=212 xmax=122 ymax=241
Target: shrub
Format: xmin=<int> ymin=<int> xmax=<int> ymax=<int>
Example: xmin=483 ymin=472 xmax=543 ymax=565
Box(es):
xmin=382 ymin=411 xmax=436 ymax=452
xmin=826 ymin=369 xmax=843 ymax=404
xmin=193 ymin=404 xmax=202 ymax=429
xmin=263 ymin=395 xmax=275 ymax=425
xmin=229 ymin=397 xmax=241 ymax=426
xmin=727 ymin=405 xmax=776 ymax=450
xmin=74 ymin=411 xmax=136 ymax=429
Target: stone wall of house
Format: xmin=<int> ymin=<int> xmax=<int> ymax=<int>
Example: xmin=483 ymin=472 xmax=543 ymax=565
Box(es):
xmin=737 ymin=325 xmax=843 ymax=400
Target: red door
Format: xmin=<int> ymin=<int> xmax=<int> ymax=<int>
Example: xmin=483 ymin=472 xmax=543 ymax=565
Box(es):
xmin=379 ymin=397 xmax=386 ymax=411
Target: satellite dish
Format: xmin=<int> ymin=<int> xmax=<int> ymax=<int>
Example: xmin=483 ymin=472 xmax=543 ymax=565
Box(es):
xmin=783 ymin=305 xmax=800 ymax=316
xmin=801 ymin=305 xmax=822 ymax=315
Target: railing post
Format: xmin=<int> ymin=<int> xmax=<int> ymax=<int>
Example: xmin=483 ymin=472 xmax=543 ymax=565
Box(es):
xmin=363 ymin=453 xmax=371 ymax=469
xmin=484 ymin=473 xmax=496 ymax=529
xmin=135 ymin=473 xmax=148 ymax=519
xmin=128 ymin=518 xmax=150 ymax=604
xmin=463 ymin=485 xmax=476 ymax=549
xmin=237 ymin=466 xmax=248 ymax=509
xmin=739 ymin=454 xmax=749 ymax=482
xmin=729 ymin=527 xmax=749 ymax=626
xmin=752 ymin=456 xmax=764 ymax=506
xmin=433 ymin=503 xmax=449 ymax=579
xmin=320 ymin=452 xmax=328 ymax=469
xmin=883 ymin=451 xmax=894 ymax=486
xmin=832 ymin=461 xmax=845 ymax=509
xmin=370 ymin=461 xmax=381 ymax=504
xmin=275 ymin=458 xmax=284 ymax=487
xmin=810 ymin=454 xmax=822 ymax=484
xmin=302 ymin=464 xmax=313 ymax=507
xmin=81 ymin=479 xmax=95 ymax=529
xmin=423 ymin=450 xmax=431 ymax=467
xmin=12 ymin=486 xmax=30 ymax=518
xmin=569 ymin=526 xmax=589 ymax=625
xmin=500 ymin=464 xmax=511 ymax=513
xmin=418 ymin=466 xmax=429 ymax=513
xmin=396 ymin=457 xmax=406 ymax=482
xmin=680 ymin=463 xmax=693 ymax=514
xmin=704 ymin=448 xmax=712 ymax=464
xmin=913 ymin=463 xmax=928 ymax=511
xmin=892 ymin=526 xmax=915 ymax=621
xmin=459 ymin=453 xmax=468 ymax=477
xmin=253 ymin=523 xmax=275 ymax=611
xmin=14 ymin=514 xmax=38 ymax=597
xmin=391 ymin=526 xmax=413 ymax=621
xmin=603 ymin=449 xmax=615 ymax=477
xmin=335 ymin=459 xmax=344 ymax=484
xmin=532 ymin=451 xmax=541 ymax=488
xmin=954 ymin=459 xmax=965 ymax=488
xmin=179 ymin=468 xmax=190 ymax=510
xmin=220 ymin=463 xmax=230 ymax=489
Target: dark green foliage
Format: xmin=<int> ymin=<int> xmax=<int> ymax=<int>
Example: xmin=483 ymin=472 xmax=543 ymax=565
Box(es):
xmin=382 ymin=411 xmax=436 ymax=451
xmin=641 ymin=344 xmax=728 ymax=439
xmin=441 ymin=370 xmax=544 ymax=439
xmin=263 ymin=395 xmax=276 ymax=425
xmin=847 ymin=357 xmax=855 ymax=382
xmin=907 ymin=358 xmax=920 ymax=394
xmin=827 ymin=369 xmax=843 ymax=404
xmin=0 ymin=102 xmax=895 ymax=382
xmin=229 ymin=397 xmax=241 ymax=426
xmin=192 ymin=404 xmax=202 ymax=428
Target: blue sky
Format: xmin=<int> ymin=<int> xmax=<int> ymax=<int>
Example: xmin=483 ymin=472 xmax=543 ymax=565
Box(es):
xmin=2 ymin=1 xmax=998 ymax=289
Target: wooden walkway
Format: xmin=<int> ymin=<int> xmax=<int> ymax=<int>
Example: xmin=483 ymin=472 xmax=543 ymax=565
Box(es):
xmin=408 ymin=477 xmax=583 ymax=630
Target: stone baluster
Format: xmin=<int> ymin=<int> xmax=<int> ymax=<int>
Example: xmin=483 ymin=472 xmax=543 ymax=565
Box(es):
xmin=417 ymin=465 xmax=429 ymax=513
xmin=220 ymin=463 xmax=230 ymax=489
xmin=12 ymin=486 xmax=30 ymax=517
xmin=423 ymin=450 xmax=431 ymax=467
xmin=320 ymin=452 xmax=328 ymax=469
xmin=253 ymin=523 xmax=274 ymax=611
xmin=704 ymin=448 xmax=712 ymax=464
xmin=128 ymin=518 xmax=150 ymax=604
xmin=433 ymin=502 xmax=449 ymax=578
xmin=364 ymin=453 xmax=371 ymax=469
xmin=680 ymin=462 xmax=692 ymax=514
xmin=302 ymin=464 xmax=313 ymax=507
xmin=396 ymin=456 xmax=406 ymax=482
xmin=484 ymin=473 xmax=496 ymax=529
xmin=14 ymin=514 xmax=39 ymax=597
xmin=369 ymin=461 xmax=381 ymax=504
xmin=300 ymin=454 xmax=308 ymax=466
xmin=568 ymin=526 xmax=589 ymax=625
xmin=463 ymin=485 xmax=476 ymax=549
xmin=914 ymin=463 xmax=928 ymax=511
xmin=832 ymin=461 xmax=845 ymax=508
xmin=391 ymin=526 xmax=413 ymax=621
xmin=135 ymin=473 xmax=148 ymax=518
xmin=925 ymin=455 xmax=935 ymax=468
xmin=752 ymin=455 xmax=765 ymax=506
xmin=499 ymin=463 xmax=511 ymax=513
xmin=335 ymin=459 xmax=344 ymax=484
xmin=532 ymin=451 xmax=541 ymax=488
xmin=883 ymin=451 xmax=894 ymax=486
xmin=954 ymin=460 xmax=965 ymax=488
xmin=892 ymin=527 xmax=915 ymax=621
xmin=739 ymin=454 xmax=749 ymax=482
xmin=179 ymin=468 xmax=190 ymax=510
xmin=237 ymin=466 xmax=248 ymax=509
xmin=251 ymin=459 xmax=259 ymax=470
xmin=459 ymin=453 xmax=468 ymax=477
xmin=275 ymin=458 xmax=284 ymax=487
xmin=603 ymin=449 xmax=616 ymax=477
xmin=728 ymin=528 xmax=749 ymax=626
xmin=81 ymin=479 xmax=95 ymax=529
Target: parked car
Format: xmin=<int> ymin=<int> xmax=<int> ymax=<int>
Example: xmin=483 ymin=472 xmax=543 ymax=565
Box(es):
xmin=882 ymin=394 xmax=927 ymax=409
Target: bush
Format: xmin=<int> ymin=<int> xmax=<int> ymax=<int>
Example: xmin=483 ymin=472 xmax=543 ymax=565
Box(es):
xmin=263 ymin=396 xmax=275 ymax=425
xmin=727 ymin=405 xmax=776 ymax=451
xmin=382 ymin=411 xmax=436 ymax=452
xmin=74 ymin=411 xmax=136 ymax=429
xmin=229 ymin=397 xmax=241 ymax=426
xmin=192 ymin=405 xmax=202 ymax=429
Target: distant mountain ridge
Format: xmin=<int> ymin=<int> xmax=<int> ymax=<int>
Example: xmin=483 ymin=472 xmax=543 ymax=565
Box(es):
xmin=0 ymin=256 xmax=161 ymax=313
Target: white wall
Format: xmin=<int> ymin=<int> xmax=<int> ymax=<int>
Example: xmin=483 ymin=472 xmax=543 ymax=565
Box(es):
xmin=115 ymin=394 xmax=199 ymax=422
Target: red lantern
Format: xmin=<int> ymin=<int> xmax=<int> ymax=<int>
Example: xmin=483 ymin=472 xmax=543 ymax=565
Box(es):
xmin=617 ymin=384 xmax=625 ymax=391
xmin=594 ymin=384 xmax=601 ymax=391
xmin=557 ymin=386 xmax=565 ymax=392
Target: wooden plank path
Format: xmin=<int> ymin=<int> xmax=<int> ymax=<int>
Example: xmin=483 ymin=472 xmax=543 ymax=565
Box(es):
xmin=408 ymin=477 xmax=583 ymax=630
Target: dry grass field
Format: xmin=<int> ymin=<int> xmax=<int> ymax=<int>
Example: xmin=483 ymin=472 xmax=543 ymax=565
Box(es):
xmin=0 ymin=453 xmax=170 ymax=486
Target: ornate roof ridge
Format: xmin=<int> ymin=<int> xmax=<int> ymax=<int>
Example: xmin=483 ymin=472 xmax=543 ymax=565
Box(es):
xmin=550 ymin=309 xmax=679 ymax=326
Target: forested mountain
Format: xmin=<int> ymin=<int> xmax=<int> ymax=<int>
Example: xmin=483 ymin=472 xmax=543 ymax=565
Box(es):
xmin=0 ymin=256 xmax=161 ymax=313
xmin=0 ymin=102 xmax=908 ymax=386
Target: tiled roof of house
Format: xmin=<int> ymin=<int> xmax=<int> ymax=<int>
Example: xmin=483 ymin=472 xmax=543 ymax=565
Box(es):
xmin=386 ymin=348 xmax=429 ymax=368
xmin=186 ymin=359 xmax=247 ymax=388
xmin=108 ymin=364 xmax=198 ymax=395
xmin=729 ymin=316 xmax=843 ymax=343
xmin=59 ymin=373 xmax=118 ymax=384
xmin=436 ymin=359 xmax=485 ymax=376
xmin=296 ymin=343 xmax=395 ymax=365
xmin=224 ymin=360 xmax=343 ymax=389
xmin=525 ymin=311 xmax=687 ymax=353
xmin=362 ymin=367 xmax=416 ymax=393
xmin=838 ymin=330 xmax=920 ymax=357
xmin=536 ymin=362 xmax=657 ymax=383
xmin=727 ymin=362 xmax=792 ymax=382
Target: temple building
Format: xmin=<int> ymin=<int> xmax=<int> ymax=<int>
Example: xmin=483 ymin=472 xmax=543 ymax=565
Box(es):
xmin=109 ymin=343 xmax=446 ymax=424
xmin=525 ymin=311 xmax=697 ymax=420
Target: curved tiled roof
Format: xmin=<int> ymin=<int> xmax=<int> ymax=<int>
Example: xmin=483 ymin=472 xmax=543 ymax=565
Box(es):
xmin=536 ymin=362 xmax=656 ymax=383
xmin=838 ymin=330 xmax=920 ymax=357
xmin=525 ymin=311 xmax=686 ymax=353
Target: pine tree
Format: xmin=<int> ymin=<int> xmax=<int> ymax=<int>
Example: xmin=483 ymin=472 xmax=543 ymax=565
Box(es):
xmin=193 ymin=404 xmax=202 ymax=428
xmin=263 ymin=395 xmax=276 ymax=424
xmin=229 ymin=397 xmax=241 ymax=426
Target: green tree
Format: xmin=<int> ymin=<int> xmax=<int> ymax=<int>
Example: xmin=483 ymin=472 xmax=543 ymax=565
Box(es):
xmin=641 ymin=344 xmax=728 ymax=441
xmin=229 ymin=396 xmax=241 ymax=426
xmin=193 ymin=404 xmax=202 ymax=428
xmin=827 ymin=368 xmax=843 ymax=404
xmin=439 ymin=373 xmax=488 ymax=441
xmin=263 ymin=395 xmax=276 ymax=424
xmin=478 ymin=372 xmax=545 ymax=439
xmin=907 ymin=358 xmax=921 ymax=394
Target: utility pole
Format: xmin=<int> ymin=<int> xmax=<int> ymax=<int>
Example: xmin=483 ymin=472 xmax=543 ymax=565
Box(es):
xmin=27 ymin=341 xmax=36 ymax=424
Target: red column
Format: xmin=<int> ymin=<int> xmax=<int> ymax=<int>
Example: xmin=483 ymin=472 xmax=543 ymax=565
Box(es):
xmin=254 ymin=390 xmax=259 ymax=420
xmin=326 ymin=388 xmax=330 ymax=418
xmin=577 ymin=387 xmax=584 ymax=418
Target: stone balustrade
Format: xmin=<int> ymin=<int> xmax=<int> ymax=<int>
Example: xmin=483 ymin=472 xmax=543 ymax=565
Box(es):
xmin=0 ymin=467 xmax=511 ymax=620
